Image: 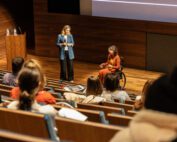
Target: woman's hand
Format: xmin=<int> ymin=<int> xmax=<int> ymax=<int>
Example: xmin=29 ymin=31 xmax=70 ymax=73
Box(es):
xmin=134 ymin=96 xmax=143 ymax=110
xmin=59 ymin=43 xmax=66 ymax=46
xmin=99 ymin=63 xmax=106 ymax=69
xmin=63 ymin=42 xmax=67 ymax=46
xmin=67 ymin=43 xmax=73 ymax=46
xmin=107 ymin=64 xmax=113 ymax=69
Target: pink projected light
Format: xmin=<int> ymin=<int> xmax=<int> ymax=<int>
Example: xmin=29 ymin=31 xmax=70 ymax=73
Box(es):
xmin=93 ymin=0 xmax=177 ymax=7
xmin=92 ymin=0 xmax=177 ymax=23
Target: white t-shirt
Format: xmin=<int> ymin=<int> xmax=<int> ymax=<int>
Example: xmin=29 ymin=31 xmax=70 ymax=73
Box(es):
xmin=64 ymin=35 xmax=68 ymax=51
xmin=101 ymin=90 xmax=131 ymax=102
xmin=7 ymin=101 xmax=57 ymax=116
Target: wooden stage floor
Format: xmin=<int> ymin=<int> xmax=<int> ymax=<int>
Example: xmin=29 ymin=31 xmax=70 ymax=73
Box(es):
xmin=0 ymin=50 xmax=163 ymax=94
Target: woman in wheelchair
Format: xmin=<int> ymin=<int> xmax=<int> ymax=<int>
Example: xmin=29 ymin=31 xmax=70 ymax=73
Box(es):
xmin=99 ymin=45 xmax=121 ymax=83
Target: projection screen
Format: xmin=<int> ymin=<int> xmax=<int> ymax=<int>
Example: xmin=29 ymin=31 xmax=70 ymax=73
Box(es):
xmin=92 ymin=0 xmax=177 ymax=23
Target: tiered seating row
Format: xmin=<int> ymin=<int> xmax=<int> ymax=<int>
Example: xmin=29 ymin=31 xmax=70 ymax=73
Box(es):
xmin=0 ymin=70 xmax=139 ymax=142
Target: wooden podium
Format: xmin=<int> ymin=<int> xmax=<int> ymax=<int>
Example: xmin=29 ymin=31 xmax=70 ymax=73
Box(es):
xmin=5 ymin=33 xmax=26 ymax=71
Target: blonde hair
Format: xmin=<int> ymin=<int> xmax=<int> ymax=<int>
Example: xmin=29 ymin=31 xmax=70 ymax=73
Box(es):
xmin=61 ymin=25 xmax=71 ymax=35
xmin=23 ymin=59 xmax=46 ymax=90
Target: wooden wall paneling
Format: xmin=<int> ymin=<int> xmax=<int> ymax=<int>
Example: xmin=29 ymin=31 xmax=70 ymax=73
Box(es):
xmin=0 ymin=3 xmax=15 ymax=70
xmin=33 ymin=0 xmax=177 ymax=69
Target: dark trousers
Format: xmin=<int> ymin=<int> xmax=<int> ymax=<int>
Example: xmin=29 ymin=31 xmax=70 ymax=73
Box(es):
xmin=60 ymin=51 xmax=74 ymax=81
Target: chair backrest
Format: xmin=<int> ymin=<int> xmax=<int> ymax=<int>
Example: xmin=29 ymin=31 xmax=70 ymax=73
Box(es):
xmin=107 ymin=113 xmax=133 ymax=127
xmin=0 ymin=84 xmax=13 ymax=90
xmin=99 ymin=102 xmax=134 ymax=113
xmin=0 ymin=129 xmax=52 ymax=142
xmin=0 ymin=89 xmax=10 ymax=97
xmin=0 ymin=70 xmax=9 ymax=74
xmin=52 ymin=104 xmax=106 ymax=124
xmin=114 ymin=99 xmax=136 ymax=105
xmin=0 ymin=107 xmax=50 ymax=139
xmin=0 ymin=79 xmax=2 ymax=84
xmin=0 ymin=73 xmax=4 ymax=79
xmin=77 ymin=103 xmax=122 ymax=117
xmin=127 ymin=110 xmax=138 ymax=117
xmin=125 ymin=100 xmax=136 ymax=105
xmin=55 ymin=116 xmax=123 ymax=142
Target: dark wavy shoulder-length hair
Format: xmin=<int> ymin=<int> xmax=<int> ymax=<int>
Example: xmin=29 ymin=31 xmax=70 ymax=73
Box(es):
xmin=104 ymin=73 xmax=119 ymax=92
xmin=86 ymin=76 xmax=103 ymax=96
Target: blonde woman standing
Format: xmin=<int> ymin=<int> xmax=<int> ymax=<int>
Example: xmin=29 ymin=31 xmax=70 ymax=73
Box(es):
xmin=56 ymin=25 xmax=75 ymax=82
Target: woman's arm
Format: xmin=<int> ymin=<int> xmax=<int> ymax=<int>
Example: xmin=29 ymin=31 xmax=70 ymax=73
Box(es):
xmin=56 ymin=34 xmax=64 ymax=47
xmin=112 ymin=56 xmax=120 ymax=70
xmin=100 ymin=56 xmax=109 ymax=68
xmin=67 ymin=35 xmax=74 ymax=47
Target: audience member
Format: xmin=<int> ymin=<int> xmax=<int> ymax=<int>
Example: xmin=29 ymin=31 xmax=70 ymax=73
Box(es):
xmin=10 ymin=59 xmax=56 ymax=104
xmin=110 ymin=67 xmax=177 ymax=142
xmin=8 ymin=67 xmax=57 ymax=116
xmin=2 ymin=57 xmax=24 ymax=86
xmin=134 ymin=80 xmax=153 ymax=110
xmin=101 ymin=73 xmax=130 ymax=103
xmin=82 ymin=76 xmax=105 ymax=103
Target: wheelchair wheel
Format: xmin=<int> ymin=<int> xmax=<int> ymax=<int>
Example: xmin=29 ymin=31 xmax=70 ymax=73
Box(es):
xmin=119 ymin=71 xmax=126 ymax=90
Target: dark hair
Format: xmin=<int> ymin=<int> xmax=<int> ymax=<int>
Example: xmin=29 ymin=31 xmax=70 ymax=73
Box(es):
xmin=104 ymin=73 xmax=119 ymax=92
xmin=12 ymin=57 xmax=24 ymax=75
xmin=86 ymin=76 xmax=103 ymax=96
xmin=144 ymin=67 xmax=177 ymax=115
xmin=142 ymin=80 xmax=154 ymax=101
xmin=18 ymin=67 xmax=40 ymax=111
xmin=171 ymin=137 xmax=177 ymax=142
xmin=108 ymin=45 xmax=118 ymax=57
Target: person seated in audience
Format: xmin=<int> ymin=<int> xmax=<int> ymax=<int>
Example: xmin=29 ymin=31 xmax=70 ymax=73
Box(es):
xmin=101 ymin=73 xmax=131 ymax=102
xmin=2 ymin=57 xmax=24 ymax=86
xmin=171 ymin=137 xmax=177 ymax=142
xmin=99 ymin=45 xmax=120 ymax=83
xmin=110 ymin=67 xmax=177 ymax=142
xmin=63 ymin=76 xmax=104 ymax=104
xmin=10 ymin=59 xmax=56 ymax=104
xmin=134 ymin=80 xmax=153 ymax=110
xmin=7 ymin=67 xmax=57 ymax=116
xmin=63 ymin=92 xmax=86 ymax=104
xmin=82 ymin=76 xmax=105 ymax=103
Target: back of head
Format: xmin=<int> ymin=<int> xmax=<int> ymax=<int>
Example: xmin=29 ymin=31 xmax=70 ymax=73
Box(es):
xmin=17 ymin=67 xmax=41 ymax=111
xmin=142 ymin=80 xmax=154 ymax=101
xmin=144 ymin=67 xmax=177 ymax=115
xmin=86 ymin=76 xmax=103 ymax=96
xmin=104 ymin=73 xmax=119 ymax=92
xmin=12 ymin=57 xmax=24 ymax=75
xmin=23 ymin=59 xmax=46 ymax=90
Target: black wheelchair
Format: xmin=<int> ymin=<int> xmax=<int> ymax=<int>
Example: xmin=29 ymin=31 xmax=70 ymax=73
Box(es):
xmin=115 ymin=57 xmax=126 ymax=90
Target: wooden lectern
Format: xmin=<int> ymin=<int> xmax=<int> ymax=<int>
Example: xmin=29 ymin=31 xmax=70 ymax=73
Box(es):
xmin=5 ymin=33 xmax=26 ymax=71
